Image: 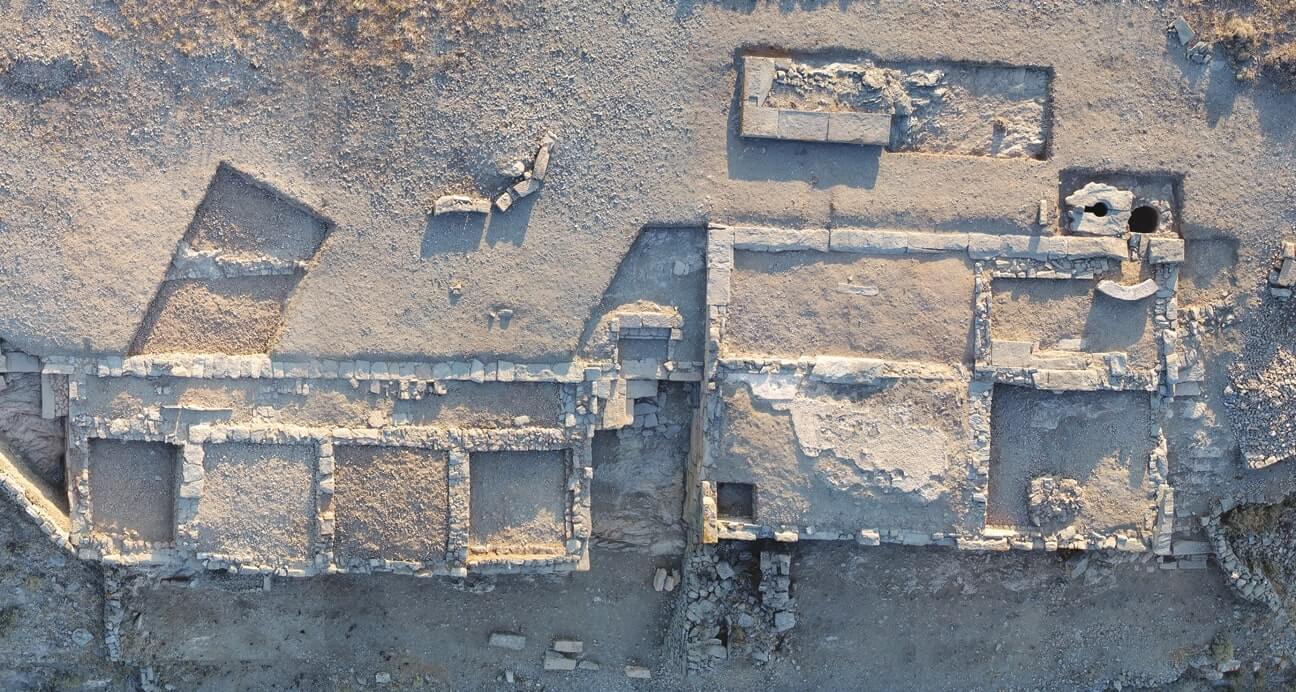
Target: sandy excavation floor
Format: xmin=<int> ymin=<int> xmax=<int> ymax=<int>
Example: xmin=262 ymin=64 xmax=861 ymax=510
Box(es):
xmin=3 ymin=0 xmax=1296 ymax=689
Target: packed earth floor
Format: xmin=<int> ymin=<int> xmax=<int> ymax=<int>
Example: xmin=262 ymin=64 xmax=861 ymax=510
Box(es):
xmin=2 ymin=0 xmax=1296 ymax=690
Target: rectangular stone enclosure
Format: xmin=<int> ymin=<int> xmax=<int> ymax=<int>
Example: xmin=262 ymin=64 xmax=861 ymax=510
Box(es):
xmin=987 ymin=385 xmax=1153 ymax=534
xmin=187 ymin=443 xmax=316 ymax=568
xmin=726 ymin=251 xmax=976 ymax=365
xmin=88 ymin=439 xmax=179 ymax=544
xmin=711 ymin=377 xmax=970 ymax=535
xmin=334 ymin=446 xmax=450 ymax=567
xmin=991 ymin=278 xmax=1158 ymax=365
xmin=469 ymin=450 xmax=568 ymax=555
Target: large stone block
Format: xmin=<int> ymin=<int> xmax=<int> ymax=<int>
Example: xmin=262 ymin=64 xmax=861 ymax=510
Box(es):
xmin=777 ymin=110 xmax=829 ymax=142
xmin=826 ymin=111 xmax=892 ymax=145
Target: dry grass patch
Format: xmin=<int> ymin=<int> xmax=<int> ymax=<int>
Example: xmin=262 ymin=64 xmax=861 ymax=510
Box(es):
xmin=1185 ymin=0 xmax=1296 ymax=87
xmin=107 ymin=0 xmax=524 ymax=68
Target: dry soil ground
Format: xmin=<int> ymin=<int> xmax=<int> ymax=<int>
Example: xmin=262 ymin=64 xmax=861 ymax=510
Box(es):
xmin=3 ymin=0 xmax=1296 ymax=689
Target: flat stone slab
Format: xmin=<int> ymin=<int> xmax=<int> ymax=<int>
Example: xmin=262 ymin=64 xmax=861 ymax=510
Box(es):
xmin=742 ymin=106 xmax=891 ymax=145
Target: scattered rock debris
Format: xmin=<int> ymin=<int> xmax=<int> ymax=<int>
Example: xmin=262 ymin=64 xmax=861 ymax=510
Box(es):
xmin=495 ymin=132 xmax=557 ymax=212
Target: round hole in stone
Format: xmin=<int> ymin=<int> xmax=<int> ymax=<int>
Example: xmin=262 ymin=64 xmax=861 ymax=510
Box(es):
xmin=1129 ymin=205 xmax=1159 ymax=233
xmin=1084 ymin=202 xmax=1109 ymax=217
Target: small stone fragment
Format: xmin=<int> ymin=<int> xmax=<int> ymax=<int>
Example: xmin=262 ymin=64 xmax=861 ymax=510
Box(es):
xmin=489 ymin=632 xmax=527 ymax=651
xmin=773 ymin=611 xmax=796 ymax=632
xmin=653 ymin=567 xmax=667 ymax=592
xmin=1276 ymin=257 xmax=1295 ymax=287
xmin=512 ymin=178 xmax=542 ymax=199
xmin=1172 ymin=17 xmax=1195 ymax=46
xmin=533 ymin=143 xmax=552 ymax=181
xmin=71 ymin=628 xmax=93 ymax=646
xmin=624 ymin=665 xmax=652 ymax=679
xmin=544 ymin=650 xmax=579 ymax=671
xmin=577 ymin=659 xmax=600 ymax=671
xmin=552 ymin=639 xmax=584 ymax=654
xmin=494 ymin=191 xmax=515 ymax=213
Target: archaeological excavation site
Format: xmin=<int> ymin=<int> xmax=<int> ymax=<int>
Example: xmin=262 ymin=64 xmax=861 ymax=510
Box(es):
xmin=3 ymin=0 xmax=1296 ymax=689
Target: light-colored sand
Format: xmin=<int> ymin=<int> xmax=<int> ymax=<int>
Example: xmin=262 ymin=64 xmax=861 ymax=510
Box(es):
xmin=987 ymin=386 xmax=1153 ymax=532
xmin=131 ymin=276 xmax=297 ymax=355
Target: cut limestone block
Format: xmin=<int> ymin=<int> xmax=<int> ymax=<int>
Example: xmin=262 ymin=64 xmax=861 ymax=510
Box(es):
xmin=777 ymin=110 xmax=829 ymax=142
xmin=433 ymin=195 xmax=490 ymax=216
xmin=544 ymin=650 xmax=578 ymax=671
xmin=826 ymin=111 xmax=892 ymax=145
xmin=489 ymin=632 xmax=526 ymax=651
xmin=552 ymin=639 xmax=583 ymax=654
xmin=1147 ymin=237 xmax=1185 ymax=264
xmin=1096 ymin=278 xmax=1158 ymax=301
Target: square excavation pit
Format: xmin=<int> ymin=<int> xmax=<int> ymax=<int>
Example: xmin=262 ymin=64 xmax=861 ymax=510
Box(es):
xmin=987 ymin=385 xmax=1153 ymax=533
xmin=333 ymin=446 xmax=449 ymax=566
xmin=469 ymin=451 xmax=568 ymax=554
xmin=716 ymin=482 xmax=755 ymax=521
xmin=188 ymin=443 xmax=316 ymax=566
xmin=711 ymin=377 xmax=971 ymax=535
xmin=87 ymin=440 xmax=178 ymax=543
xmin=186 ymin=163 xmax=331 ymax=262
xmin=726 ymin=252 xmax=976 ymax=365
xmin=990 ymin=278 xmax=1159 ymax=365
xmin=130 ymin=275 xmax=299 ymax=355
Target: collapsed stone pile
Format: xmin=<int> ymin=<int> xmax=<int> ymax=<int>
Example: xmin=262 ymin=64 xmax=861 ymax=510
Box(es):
xmin=682 ymin=544 xmax=795 ymax=673
xmin=1027 ymin=476 xmax=1083 ymax=529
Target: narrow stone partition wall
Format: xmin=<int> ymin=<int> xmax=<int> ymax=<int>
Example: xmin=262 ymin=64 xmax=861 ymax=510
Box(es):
xmin=740 ymin=53 xmax=1053 ymax=158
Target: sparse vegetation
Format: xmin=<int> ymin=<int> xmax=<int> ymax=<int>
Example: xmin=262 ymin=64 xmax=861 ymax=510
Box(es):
xmin=0 ymin=605 xmax=21 ymax=638
xmin=1185 ymin=0 xmax=1296 ymax=88
xmin=1211 ymin=631 xmax=1236 ymax=663
xmin=107 ymin=0 xmax=525 ymax=68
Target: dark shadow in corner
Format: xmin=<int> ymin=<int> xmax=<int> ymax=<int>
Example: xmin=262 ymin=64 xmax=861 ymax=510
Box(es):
xmin=1204 ymin=61 xmax=1241 ymax=128
xmin=674 ymin=0 xmax=859 ymax=19
xmin=421 ymin=213 xmax=487 ymax=257
xmin=484 ymin=192 xmax=540 ymax=247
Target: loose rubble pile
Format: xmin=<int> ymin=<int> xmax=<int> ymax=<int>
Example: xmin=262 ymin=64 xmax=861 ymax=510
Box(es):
xmin=766 ymin=61 xmax=942 ymax=120
xmin=1171 ymin=17 xmax=1214 ymax=65
xmin=682 ymin=544 xmax=795 ymax=673
xmin=1027 ymin=476 xmax=1083 ymax=529
xmin=495 ymin=132 xmax=557 ymax=213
